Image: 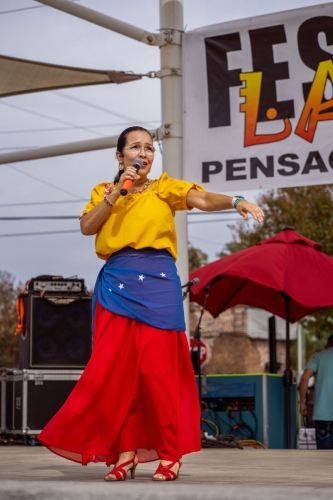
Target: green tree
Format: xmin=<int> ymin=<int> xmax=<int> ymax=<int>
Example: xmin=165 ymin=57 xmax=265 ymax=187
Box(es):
xmin=221 ymin=185 xmax=333 ymax=255
xmin=188 ymin=241 xmax=208 ymax=271
xmin=0 ymin=271 xmax=21 ymax=367
xmin=220 ymin=185 xmax=333 ymax=359
xmin=302 ymin=309 xmax=333 ymax=356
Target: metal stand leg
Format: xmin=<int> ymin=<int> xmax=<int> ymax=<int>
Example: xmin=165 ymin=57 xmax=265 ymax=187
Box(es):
xmin=190 ymin=286 xmax=210 ymax=439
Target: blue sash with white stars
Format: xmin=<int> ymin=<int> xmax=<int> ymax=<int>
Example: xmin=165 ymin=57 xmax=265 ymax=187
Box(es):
xmin=92 ymin=247 xmax=186 ymax=332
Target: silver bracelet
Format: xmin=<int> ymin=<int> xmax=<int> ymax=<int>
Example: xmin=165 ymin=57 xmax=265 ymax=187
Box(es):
xmin=103 ymin=194 xmax=115 ymax=207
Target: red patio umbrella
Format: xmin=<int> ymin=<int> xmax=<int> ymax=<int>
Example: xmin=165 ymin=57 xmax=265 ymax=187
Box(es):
xmin=189 ymin=227 xmax=333 ymax=448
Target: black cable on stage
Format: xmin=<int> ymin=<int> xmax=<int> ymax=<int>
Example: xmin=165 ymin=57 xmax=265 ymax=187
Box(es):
xmin=201 ymin=433 xmax=243 ymax=449
xmin=214 ymin=409 xmax=235 ymax=431
xmin=227 ymin=409 xmax=255 ymax=440
xmin=250 ymin=410 xmax=258 ymax=437
xmin=207 ymin=408 xmax=230 ymax=433
xmin=202 ymin=401 xmax=257 ymax=442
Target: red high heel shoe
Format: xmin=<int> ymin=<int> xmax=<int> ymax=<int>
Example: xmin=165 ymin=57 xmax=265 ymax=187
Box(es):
xmin=104 ymin=453 xmax=138 ymax=481
xmin=152 ymin=460 xmax=182 ymax=481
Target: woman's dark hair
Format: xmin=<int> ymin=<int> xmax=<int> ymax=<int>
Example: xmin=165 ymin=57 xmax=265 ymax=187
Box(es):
xmin=116 ymin=126 xmax=152 ymax=155
xmin=114 ymin=126 xmax=152 ymax=183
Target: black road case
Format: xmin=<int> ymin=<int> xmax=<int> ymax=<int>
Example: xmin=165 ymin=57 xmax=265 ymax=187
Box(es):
xmin=4 ymin=369 xmax=82 ymax=439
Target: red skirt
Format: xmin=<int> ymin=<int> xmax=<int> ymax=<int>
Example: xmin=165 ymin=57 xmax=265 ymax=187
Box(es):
xmin=38 ymin=301 xmax=201 ymax=465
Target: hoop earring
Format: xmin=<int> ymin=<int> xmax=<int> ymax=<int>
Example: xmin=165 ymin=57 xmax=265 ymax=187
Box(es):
xmin=114 ymin=163 xmax=124 ymax=184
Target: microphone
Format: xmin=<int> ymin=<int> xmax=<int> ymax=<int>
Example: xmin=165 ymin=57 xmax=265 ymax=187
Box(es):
xmin=182 ymin=277 xmax=200 ymax=288
xmin=120 ymin=158 xmax=143 ymax=196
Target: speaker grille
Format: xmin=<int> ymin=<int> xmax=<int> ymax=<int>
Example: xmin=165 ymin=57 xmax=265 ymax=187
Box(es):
xmin=30 ymin=296 xmax=92 ymax=368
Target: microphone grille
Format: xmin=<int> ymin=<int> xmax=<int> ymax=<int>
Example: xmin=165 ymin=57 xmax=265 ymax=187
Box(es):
xmin=132 ymin=157 xmax=143 ymax=170
xmin=193 ymin=277 xmax=200 ymax=284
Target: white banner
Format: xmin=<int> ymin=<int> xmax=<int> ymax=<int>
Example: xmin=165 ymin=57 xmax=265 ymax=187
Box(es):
xmin=183 ymin=3 xmax=333 ymax=192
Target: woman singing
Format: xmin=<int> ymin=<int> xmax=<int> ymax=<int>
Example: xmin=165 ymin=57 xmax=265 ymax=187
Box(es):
xmin=39 ymin=126 xmax=264 ymax=481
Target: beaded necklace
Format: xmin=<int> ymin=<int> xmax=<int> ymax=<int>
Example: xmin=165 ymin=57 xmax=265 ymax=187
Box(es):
xmin=130 ymin=178 xmax=153 ymax=194
xmin=113 ymin=178 xmax=153 ymax=195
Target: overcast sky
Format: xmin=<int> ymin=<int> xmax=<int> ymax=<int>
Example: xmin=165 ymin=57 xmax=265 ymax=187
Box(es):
xmin=1 ymin=0 xmax=331 ymax=289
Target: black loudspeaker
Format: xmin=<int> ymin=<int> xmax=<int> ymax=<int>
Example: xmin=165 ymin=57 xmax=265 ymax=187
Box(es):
xmin=19 ymin=295 xmax=92 ymax=369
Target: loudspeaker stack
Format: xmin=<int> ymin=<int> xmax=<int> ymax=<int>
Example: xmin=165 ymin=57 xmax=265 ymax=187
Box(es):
xmin=1 ymin=276 xmax=92 ymax=444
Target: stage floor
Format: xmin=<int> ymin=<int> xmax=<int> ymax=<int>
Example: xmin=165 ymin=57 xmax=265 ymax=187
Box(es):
xmin=0 ymin=447 xmax=333 ymax=499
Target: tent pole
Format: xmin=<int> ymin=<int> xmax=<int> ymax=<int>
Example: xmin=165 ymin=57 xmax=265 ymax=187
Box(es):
xmin=284 ymin=295 xmax=292 ymax=449
xmin=159 ymin=0 xmax=189 ymax=335
xmin=36 ymin=0 xmax=159 ymax=45
xmin=0 ymin=131 xmax=157 ymax=165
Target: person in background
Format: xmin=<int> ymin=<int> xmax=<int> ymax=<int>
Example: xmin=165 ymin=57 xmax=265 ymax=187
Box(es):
xmin=299 ymin=334 xmax=333 ymax=449
xmin=39 ymin=126 xmax=264 ymax=481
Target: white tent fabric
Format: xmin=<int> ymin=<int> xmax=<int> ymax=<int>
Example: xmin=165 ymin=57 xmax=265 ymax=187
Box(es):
xmin=247 ymin=308 xmax=297 ymax=340
xmin=0 ymin=54 xmax=141 ymax=97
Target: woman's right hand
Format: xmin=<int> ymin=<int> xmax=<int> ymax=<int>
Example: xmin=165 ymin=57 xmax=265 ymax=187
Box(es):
xmin=114 ymin=166 xmax=140 ymax=193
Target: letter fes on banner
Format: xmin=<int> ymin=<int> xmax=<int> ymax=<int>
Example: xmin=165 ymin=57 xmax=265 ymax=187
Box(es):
xmin=182 ymin=3 xmax=333 ymax=192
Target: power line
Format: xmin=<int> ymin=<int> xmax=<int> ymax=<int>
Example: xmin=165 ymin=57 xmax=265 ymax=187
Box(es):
xmin=188 ymin=218 xmax=239 ymax=224
xmin=0 ymin=218 xmax=239 ymax=237
xmin=0 ymin=230 xmax=81 ymax=238
xmin=1 ymin=95 xmax=159 ymax=141
xmin=0 ymin=216 xmax=78 ymax=220
xmin=0 ymin=216 xmax=239 ymax=222
xmin=0 ymin=5 xmax=45 ymax=15
xmin=189 ymin=236 xmax=224 ymax=247
xmin=0 ymin=212 xmax=238 ymax=219
xmin=188 ymin=210 xmax=235 ymax=216
xmin=0 ymin=199 xmax=86 ymax=208
xmin=1 ymin=81 xmax=159 ymax=150
xmin=0 ymin=101 xmax=106 ymax=138
xmin=5 ymin=164 xmax=84 ymax=199
xmin=0 ymin=219 xmax=237 ymax=238
xmin=0 ymin=121 xmax=160 ymax=135
xmin=53 ymin=91 xmax=158 ymax=129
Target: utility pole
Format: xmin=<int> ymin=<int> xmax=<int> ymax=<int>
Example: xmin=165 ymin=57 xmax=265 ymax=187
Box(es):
xmin=159 ymin=0 xmax=189 ymax=333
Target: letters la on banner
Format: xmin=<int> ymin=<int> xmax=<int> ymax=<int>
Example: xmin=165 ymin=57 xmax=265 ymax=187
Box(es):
xmin=183 ymin=3 xmax=333 ymax=192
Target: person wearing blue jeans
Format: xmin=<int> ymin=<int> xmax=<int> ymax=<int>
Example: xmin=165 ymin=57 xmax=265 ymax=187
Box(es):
xmin=299 ymin=335 xmax=333 ymax=449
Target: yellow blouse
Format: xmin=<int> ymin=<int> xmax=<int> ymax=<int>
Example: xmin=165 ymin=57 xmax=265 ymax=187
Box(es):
xmin=80 ymin=172 xmax=204 ymax=261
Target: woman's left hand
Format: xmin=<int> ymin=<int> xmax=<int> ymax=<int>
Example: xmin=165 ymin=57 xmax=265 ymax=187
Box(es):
xmin=236 ymin=201 xmax=264 ymax=223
